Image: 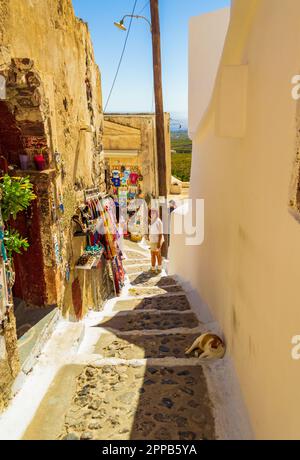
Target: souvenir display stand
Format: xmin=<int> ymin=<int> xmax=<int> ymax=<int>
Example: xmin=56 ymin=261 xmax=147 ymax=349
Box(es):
xmin=106 ymin=164 xmax=147 ymax=241
xmin=71 ymin=188 xmax=125 ymax=315
xmin=109 ymin=165 xmax=143 ymax=206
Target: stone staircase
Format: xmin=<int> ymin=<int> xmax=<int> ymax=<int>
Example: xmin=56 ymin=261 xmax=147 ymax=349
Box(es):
xmin=56 ymin=249 xmax=217 ymax=441
xmin=0 ymin=248 xmax=251 ymax=441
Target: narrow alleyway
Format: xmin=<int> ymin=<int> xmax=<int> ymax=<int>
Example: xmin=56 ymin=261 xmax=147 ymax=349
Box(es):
xmin=58 ymin=249 xmax=215 ymax=441
xmin=0 ymin=243 xmax=251 ymax=440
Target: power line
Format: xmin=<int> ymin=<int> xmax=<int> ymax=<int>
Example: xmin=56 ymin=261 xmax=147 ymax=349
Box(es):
xmin=104 ymin=0 xmax=138 ymax=112
xmin=138 ymin=1 xmax=150 ymax=15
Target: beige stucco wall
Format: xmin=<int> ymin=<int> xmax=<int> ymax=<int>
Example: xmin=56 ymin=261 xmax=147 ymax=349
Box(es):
xmin=0 ymin=0 xmax=104 ymax=408
xmin=0 ymin=0 xmax=104 ymax=199
xmin=170 ymin=0 xmax=300 ymax=439
xmin=189 ymin=8 xmax=230 ymax=138
xmin=1 ymin=0 xmax=103 ymax=182
xmin=0 ymin=0 xmax=104 ymax=311
xmin=104 ymin=120 xmax=141 ymax=151
xmin=104 ymin=114 xmax=171 ymax=196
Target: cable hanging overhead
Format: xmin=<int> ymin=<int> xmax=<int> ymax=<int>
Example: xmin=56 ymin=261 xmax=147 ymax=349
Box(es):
xmin=138 ymin=1 xmax=150 ymax=15
xmin=104 ymin=0 xmax=138 ymax=112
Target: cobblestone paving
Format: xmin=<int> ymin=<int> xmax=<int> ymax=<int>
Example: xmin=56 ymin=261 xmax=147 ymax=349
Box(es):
xmin=113 ymin=294 xmax=191 ymax=312
xmin=129 ymin=273 xmax=178 ymax=286
xmin=59 ymin=252 xmax=216 ymax=440
xmin=60 ymin=365 xmax=215 ymax=441
xmin=125 ymin=264 xmax=151 ymax=275
xmin=124 ymin=251 xmax=148 ymax=260
xmin=123 ymin=259 xmax=150 ymax=267
xmin=128 ymin=285 xmax=184 ymax=297
xmin=98 ymin=311 xmax=198 ymax=332
xmin=94 ymin=332 xmax=200 ymax=359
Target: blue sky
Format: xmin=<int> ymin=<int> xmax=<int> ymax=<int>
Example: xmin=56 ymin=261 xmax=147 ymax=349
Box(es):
xmin=72 ymin=0 xmax=230 ymax=118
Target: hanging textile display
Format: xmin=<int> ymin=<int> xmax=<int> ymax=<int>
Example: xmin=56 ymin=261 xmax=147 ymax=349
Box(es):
xmin=74 ymin=190 xmax=125 ymax=296
xmin=129 ymin=171 xmax=139 ymax=185
xmin=97 ymin=196 xmax=125 ymax=296
xmin=108 ymin=165 xmax=143 ymax=204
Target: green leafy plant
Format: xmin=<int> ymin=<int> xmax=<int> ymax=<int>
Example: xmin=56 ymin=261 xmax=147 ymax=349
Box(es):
xmin=0 ymin=174 xmax=36 ymax=257
xmin=0 ymin=175 xmax=36 ymax=221
xmin=4 ymin=229 xmax=29 ymax=259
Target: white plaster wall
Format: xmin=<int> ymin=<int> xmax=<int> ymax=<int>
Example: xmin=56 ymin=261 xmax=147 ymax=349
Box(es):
xmin=189 ymin=8 xmax=230 ymax=138
xmin=170 ymin=0 xmax=300 ymax=439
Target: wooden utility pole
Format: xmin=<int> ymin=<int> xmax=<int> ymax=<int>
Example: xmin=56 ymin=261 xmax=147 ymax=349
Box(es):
xmin=150 ymin=0 xmax=167 ymax=198
xmin=150 ymin=0 xmax=168 ymax=257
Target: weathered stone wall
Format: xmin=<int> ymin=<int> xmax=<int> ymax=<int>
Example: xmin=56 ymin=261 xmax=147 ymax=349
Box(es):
xmin=0 ymin=0 xmax=105 ymax=308
xmin=104 ymin=114 xmax=171 ymax=196
xmin=0 ymin=310 xmax=20 ymax=412
xmin=0 ymin=0 xmax=105 ymax=408
xmin=61 ymin=235 xmax=114 ymax=321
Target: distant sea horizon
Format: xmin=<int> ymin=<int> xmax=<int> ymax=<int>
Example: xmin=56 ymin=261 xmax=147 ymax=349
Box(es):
xmin=170 ymin=111 xmax=188 ymax=131
xmin=104 ymin=110 xmax=188 ymax=132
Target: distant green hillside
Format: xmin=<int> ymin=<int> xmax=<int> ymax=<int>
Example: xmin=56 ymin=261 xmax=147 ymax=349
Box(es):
xmin=171 ymin=130 xmax=192 ymax=182
xmin=171 ymin=130 xmax=192 ymax=154
xmin=172 ymin=153 xmax=191 ymax=182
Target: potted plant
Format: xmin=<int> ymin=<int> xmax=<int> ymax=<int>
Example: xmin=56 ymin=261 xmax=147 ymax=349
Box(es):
xmin=34 ymin=152 xmax=46 ymax=171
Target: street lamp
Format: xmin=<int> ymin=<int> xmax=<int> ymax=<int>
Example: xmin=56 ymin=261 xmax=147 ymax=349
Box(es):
xmin=114 ymin=15 xmax=152 ymax=32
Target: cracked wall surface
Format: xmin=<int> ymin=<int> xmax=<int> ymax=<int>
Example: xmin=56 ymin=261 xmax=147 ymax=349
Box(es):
xmin=0 ymin=0 xmax=105 ymax=408
xmin=0 ymin=311 xmax=20 ymax=412
xmin=0 ymin=0 xmax=105 ymax=308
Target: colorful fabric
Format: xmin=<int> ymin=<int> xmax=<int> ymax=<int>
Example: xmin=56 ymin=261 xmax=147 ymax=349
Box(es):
xmin=111 ymin=178 xmax=121 ymax=187
xmin=83 ymin=194 xmax=124 ymax=297
xmin=112 ymin=170 xmax=120 ymax=179
xmin=129 ymin=172 xmax=139 ymax=185
xmin=123 ymin=169 xmax=131 ymax=179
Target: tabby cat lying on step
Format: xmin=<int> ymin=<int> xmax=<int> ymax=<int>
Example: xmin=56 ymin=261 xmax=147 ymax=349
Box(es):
xmin=185 ymin=333 xmax=225 ymax=360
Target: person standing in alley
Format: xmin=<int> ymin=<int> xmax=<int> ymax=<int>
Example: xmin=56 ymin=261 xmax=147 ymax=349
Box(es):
xmin=148 ymin=208 xmax=164 ymax=273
